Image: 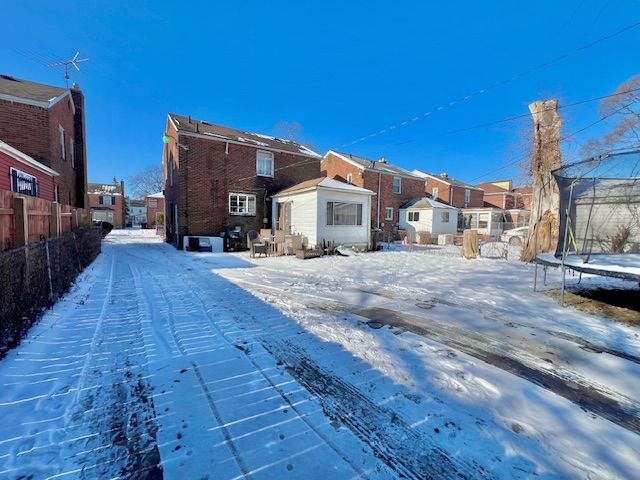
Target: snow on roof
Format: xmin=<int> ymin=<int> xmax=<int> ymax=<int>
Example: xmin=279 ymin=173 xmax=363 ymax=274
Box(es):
xmin=88 ymin=182 xmax=123 ymax=195
xmin=400 ymin=197 xmax=458 ymax=210
xmin=146 ymin=192 xmax=164 ymax=198
xmin=327 ymin=151 xmax=424 ymax=180
xmin=274 ymin=177 xmax=375 ymax=196
xmin=168 ymin=113 xmax=321 ymax=158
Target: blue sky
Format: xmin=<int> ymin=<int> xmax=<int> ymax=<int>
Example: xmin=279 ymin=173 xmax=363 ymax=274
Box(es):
xmin=1 ymin=1 xmax=639 ymax=188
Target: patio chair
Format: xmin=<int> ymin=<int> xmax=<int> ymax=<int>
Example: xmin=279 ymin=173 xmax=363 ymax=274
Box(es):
xmin=273 ymin=230 xmax=286 ymax=256
xmin=247 ymin=230 xmax=268 ymax=258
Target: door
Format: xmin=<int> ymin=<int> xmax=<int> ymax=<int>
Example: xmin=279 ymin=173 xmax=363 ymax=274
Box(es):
xmin=277 ymin=201 xmax=292 ymax=233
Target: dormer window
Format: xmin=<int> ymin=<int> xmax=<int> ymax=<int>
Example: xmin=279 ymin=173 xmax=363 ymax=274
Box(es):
xmin=256 ymin=150 xmax=274 ymax=177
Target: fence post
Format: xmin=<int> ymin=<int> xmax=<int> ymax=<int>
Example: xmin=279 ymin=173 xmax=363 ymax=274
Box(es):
xmin=14 ymin=196 xmax=28 ymax=247
xmin=72 ymin=209 xmax=79 ymax=230
xmin=50 ymin=202 xmax=61 ymax=237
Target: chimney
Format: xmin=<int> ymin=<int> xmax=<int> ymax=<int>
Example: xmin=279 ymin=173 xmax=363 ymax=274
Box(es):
xmin=440 ymin=172 xmax=448 ymax=178
xmin=72 ymin=83 xmax=80 ymax=91
xmin=378 ymin=156 xmax=386 ymax=164
xmin=188 ymin=115 xmax=192 ymax=123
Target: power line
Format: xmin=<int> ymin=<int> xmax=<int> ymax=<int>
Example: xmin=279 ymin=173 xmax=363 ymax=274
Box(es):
xmin=391 ymin=86 xmax=640 ymax=147
xmin=554 ymin=0 xmax=587 ymax=37
xmin=470 ymin=99 xmax=637 ymax=182
xmin=341 ymin=19 xmax=640 ymax=148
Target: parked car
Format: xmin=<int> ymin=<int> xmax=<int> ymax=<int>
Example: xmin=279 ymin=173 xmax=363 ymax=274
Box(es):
xmin=501 ymin=226 xmax=529 ymax=246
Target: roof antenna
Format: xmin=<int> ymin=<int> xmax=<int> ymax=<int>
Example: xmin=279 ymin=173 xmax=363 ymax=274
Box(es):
xmin=47 ymin=52 xmax=89 ymax=88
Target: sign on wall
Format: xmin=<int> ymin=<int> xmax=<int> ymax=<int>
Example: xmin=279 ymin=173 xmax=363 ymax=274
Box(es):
xmin=10 ymin=168 xmax=39 ymax=197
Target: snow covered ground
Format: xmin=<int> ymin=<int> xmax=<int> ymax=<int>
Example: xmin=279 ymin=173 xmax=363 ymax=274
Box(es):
xmin=0 ymin=230 xmax=638 ymax=479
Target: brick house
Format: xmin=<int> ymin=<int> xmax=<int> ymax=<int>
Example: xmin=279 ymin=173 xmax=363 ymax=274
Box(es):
xmin=88 ymin=181 xmax=126 ymax=228
xmin=478 ymin=180 xmax=531 ymax=228
xmin=162 ymin=113 xmax=321 ymax=249
xmin=321 ymin=151 xmax=425 ymax=234
xmin=0 ymin=74 xmax=88 ymax=207
xmin=145 ymin=192 xmax=164 ymax=227
xmin=0 ymin=139 xmax=59 ymax=201
xmin=414 ymin=171 xmax=484 ymax=208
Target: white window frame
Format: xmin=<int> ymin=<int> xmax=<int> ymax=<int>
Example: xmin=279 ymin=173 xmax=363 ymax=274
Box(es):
xmin=59 ymin=125 xmax=66 ymax=160
xmin=385 ymin=207 xmax=394 ymax=221
xmin=229 ymin=193 xmax=256 ymax=216
xmin=393 ymin=176 xmax=401 ymax=194
xmin=408 ymin=211 xmax=419 ymax=222
xmin=440 ymin=211 xmax=450 ymax=223
xmin=346 ymin=173 xmax=352 ymax=184
xmin=432 ymin=187 xmax=438 ymax=199
xmin=464 ymin=188 xmax=471 ymax=205
xmin=69 ymin=136 xmax=75 ymax=168
xmin=256 ymin=150 xmax=274 ymax=177
xmin=326 ymin=201 xmax=363 ymax=226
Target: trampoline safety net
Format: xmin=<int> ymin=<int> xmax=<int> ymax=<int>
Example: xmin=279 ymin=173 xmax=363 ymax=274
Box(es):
xmin=554 ymin=150 xmax=640 ymax=258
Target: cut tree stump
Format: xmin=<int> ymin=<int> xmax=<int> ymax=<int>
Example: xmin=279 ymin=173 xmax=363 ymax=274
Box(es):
xmin=461 ymin=230 xmax=479 ymax=259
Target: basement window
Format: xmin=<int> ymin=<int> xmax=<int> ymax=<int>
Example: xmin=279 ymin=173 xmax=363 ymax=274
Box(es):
xmin=229 ymin=193 xmax=256 ymax=215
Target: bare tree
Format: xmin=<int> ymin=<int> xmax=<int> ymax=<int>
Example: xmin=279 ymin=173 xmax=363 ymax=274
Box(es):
xmin=521 ymin=100 xmax=562 ymax=262
xmin=274 ymin=120 xmax=315 ymax=150
xmin=582 ymin=75 xmax=640 ymax=155
xmin=129 ymin=165 xmax=163 ymax=199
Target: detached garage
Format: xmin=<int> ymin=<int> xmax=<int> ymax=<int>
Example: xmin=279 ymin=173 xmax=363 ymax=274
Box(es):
xmin=272 ymin=177 xmax=375 ymax=249
xmin=399 ymin=197 xmax=459 ymax=237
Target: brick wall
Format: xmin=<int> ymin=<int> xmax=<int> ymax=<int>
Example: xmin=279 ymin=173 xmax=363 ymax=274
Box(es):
xmin=145 ymin=196 xmax=165 ymax=226
xmin=88 ymin=193 xmax=125 ymax=228
xmin=425 ymin=176 xmax=484 ymax=208
xmin=321 ymin=153 xmax=425 ymax=233
xmin=0 ymin=91 xmax=88 ymax=208
xmin=164 ymin=126 xmax=320 ymax=248
xmin=0 ymin=150 xmax=56 ymax=201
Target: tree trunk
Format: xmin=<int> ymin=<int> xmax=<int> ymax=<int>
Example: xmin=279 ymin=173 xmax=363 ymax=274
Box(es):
xmin=462 ymin=229 xmax=479 ymax=259
xmin=521 ymin=100 xmax=562 ymax=262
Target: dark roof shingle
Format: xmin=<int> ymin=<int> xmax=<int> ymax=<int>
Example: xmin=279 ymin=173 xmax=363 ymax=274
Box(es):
xmin=169 ymin=113 xmax=320 ymax=158
xmin=0 ymin=75 xmax=67 ymax=103
xmin=330 ymin=151 xmax=424 ymax=180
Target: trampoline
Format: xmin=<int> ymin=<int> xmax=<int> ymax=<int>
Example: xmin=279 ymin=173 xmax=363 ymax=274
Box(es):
xmin=534 ymin=149 xmax=640 ymax=304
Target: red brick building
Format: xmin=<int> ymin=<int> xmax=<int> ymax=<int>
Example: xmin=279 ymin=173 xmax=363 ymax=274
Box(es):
xmin=478 ymin=180 xmax=532 ymax=228
xmin=0 ymin=75 xmax=88 ymax=207
xmin=145 ymin=192 xmax=165 ymax=226
xmin=88 ymin=181 xmax=126 ymax=228
xmin=417 ymin=171 xmax=484 ymax=208
xmin=321 ymin=151 xmax=425 ymax=233
xmin=162 ymin=114 xmax=321 ymax=249
xmin=0 ymin=140 xmax=59 ymax=201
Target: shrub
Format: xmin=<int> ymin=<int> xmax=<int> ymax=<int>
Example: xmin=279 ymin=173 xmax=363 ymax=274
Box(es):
xmin=417 ymin=231 xmax=432 ymax=245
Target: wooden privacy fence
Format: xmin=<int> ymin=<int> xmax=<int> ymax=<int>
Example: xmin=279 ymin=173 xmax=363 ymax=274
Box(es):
xmin=0 ymin=189 xmax=92 ymax=251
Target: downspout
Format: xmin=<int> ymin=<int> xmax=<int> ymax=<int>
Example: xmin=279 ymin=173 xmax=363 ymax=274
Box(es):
xmin=377 ymin=171 xmax=381 ymax=229
xmin=449 ymin=186 xmax=453 ymax=205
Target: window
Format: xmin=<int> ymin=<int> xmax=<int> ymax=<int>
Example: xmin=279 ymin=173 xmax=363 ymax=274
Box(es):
xmin=346 ymin=173 xmax=352 ymax=184
xmin=432 ymin=187 xmax=439 ymax=199
xmin=464 ymin=189 xmax=471 ymax=205
xmin=69 ymin=136 xmax=75 ymax=168
xmin=408 ymin=211 xmax=420 ymax=222
xmin=148 ymin=199 xmax=158 ymax=208
xmin=326 ymin=201 xmax=363 ymax=226
xmin=385 ymin=207 xmax=394 ymax=221
xmin=229 ymin=193 xmax=256 ymax=215
xmin=478 ymin=213 xmax=489 ymax=229
xmin=393 ymin=176 xmax=401 ymax=194
xmin=10 ymin=168 xmax=38 ymax=197
xmin=59 ymin=125 xmax=66 ymax=160
xmin=440 ymin=211 xmax=450 ymax=223
xmin=99 ymin=195 xmax=115 ymax=206
xmin=256 ymin=150 xmax=274 ymax=177
xmin=169 ymin=151 xmax=174 ymax=186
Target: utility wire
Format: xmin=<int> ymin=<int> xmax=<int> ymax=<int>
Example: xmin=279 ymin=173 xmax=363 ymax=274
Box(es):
xmin=391 ymin=86 xmax=640 ymax=146
xmin=470 ymin=99 xmax=637 ymax=182
xmin=554 ymin=0 xmax=587 ymax=37
xmin=342 ymin=19 xmax=640 ymax=148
